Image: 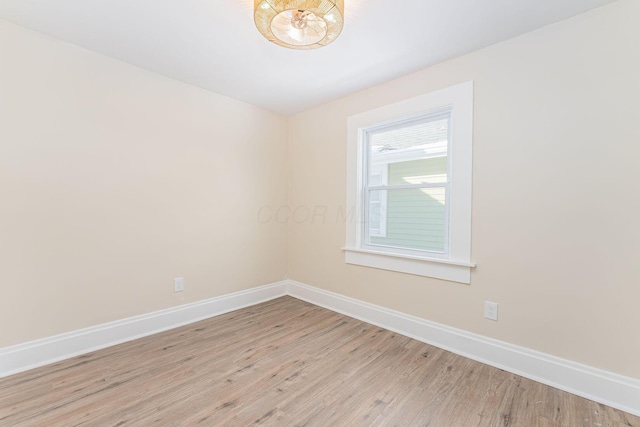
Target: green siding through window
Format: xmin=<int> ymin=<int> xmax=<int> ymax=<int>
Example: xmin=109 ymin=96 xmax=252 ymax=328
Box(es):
xmin=369 ymin=157 xmax=447 ymax=252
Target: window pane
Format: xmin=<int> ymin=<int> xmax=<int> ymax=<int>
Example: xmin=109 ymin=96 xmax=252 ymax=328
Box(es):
xmin=368 ymin=187 xmax=446 ymax=253
xmin=388 ymin=157 xmax=447 ymax=186
xmin=368 ymin=115 xmax=449 ymax=184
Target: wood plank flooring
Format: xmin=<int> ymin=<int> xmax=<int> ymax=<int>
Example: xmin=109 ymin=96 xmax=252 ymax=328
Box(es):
xmin=1 ymin=296 xmax=638 ymax=426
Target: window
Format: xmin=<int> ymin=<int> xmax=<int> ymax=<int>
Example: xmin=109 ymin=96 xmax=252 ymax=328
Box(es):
xmin=344 ymin=81 xmax=475 ymax=284
xmin=364 ymin=111 xmax=449 ymax=254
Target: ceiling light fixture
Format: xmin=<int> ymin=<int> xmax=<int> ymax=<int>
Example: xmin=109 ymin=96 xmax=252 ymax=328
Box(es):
xmin=254 ymin=0 xmax=344 ymax=50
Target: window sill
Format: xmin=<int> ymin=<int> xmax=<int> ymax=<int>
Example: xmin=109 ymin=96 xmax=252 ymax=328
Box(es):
xmin=342 ymin=247 xmax=475 ymax=284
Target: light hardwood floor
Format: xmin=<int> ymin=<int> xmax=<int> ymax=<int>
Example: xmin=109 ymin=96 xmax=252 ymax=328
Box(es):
xmin=1 ymin=296 xmax=638 ymax=426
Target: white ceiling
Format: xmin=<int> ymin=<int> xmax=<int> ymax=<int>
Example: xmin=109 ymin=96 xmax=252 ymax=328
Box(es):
xmin=0 ymin=0 xmax=617 ymax=115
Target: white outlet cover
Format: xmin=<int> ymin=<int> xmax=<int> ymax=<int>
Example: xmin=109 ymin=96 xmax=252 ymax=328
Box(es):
xmin=484 ymin=301 xmax=498 ymax=321
xmin=174 ymin=277 xmax=184 ymax=292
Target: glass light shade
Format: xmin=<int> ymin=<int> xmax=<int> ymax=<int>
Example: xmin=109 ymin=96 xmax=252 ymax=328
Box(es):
xmin=254 ymin=0 xmax=344 ymax=49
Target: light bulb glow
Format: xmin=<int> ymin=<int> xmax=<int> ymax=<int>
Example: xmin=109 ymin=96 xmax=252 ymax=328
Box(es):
xmin=292 ymin=10 xmax=309 ymax=30
xmin=271 ymin=9 xmax=326 ymax=46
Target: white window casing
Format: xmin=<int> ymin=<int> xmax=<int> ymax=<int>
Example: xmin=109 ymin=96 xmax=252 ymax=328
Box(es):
xmin=344 ymin=81 xmax=475 ymax=284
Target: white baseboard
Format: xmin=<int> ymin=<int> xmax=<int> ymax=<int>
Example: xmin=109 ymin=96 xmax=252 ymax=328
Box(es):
xmin=285 ymin=280 xmax=640 ymax=417
xmin=0 ymin=281 xmax=287 ymax=379
xmin=2 ymin=279 xmax=638 ymax=417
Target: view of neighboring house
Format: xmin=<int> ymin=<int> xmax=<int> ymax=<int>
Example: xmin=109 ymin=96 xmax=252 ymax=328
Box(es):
xmin=367 ymin=114 xmax=449 ymax=253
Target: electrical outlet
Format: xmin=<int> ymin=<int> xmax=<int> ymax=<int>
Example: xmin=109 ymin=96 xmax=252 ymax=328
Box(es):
xmin=174 ymin=277 xmax=184 ymax=292
xmin=484 ymin=301 xmax=498 ymax=321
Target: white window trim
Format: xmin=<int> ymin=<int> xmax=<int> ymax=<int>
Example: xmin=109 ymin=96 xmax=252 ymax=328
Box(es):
xmin=344 ymin=81 xmax=475 ymax=284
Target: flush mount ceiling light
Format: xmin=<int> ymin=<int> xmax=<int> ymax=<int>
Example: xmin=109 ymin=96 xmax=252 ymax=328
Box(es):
xmin=254 ymin=0 xmax=344 ymax=50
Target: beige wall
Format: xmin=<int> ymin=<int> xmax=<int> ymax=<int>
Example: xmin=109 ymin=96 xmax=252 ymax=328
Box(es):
xmin=0 ymin=20 xmax=288 ymax=347
xmin=288 ymin=0 xmax=640 ymax=379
